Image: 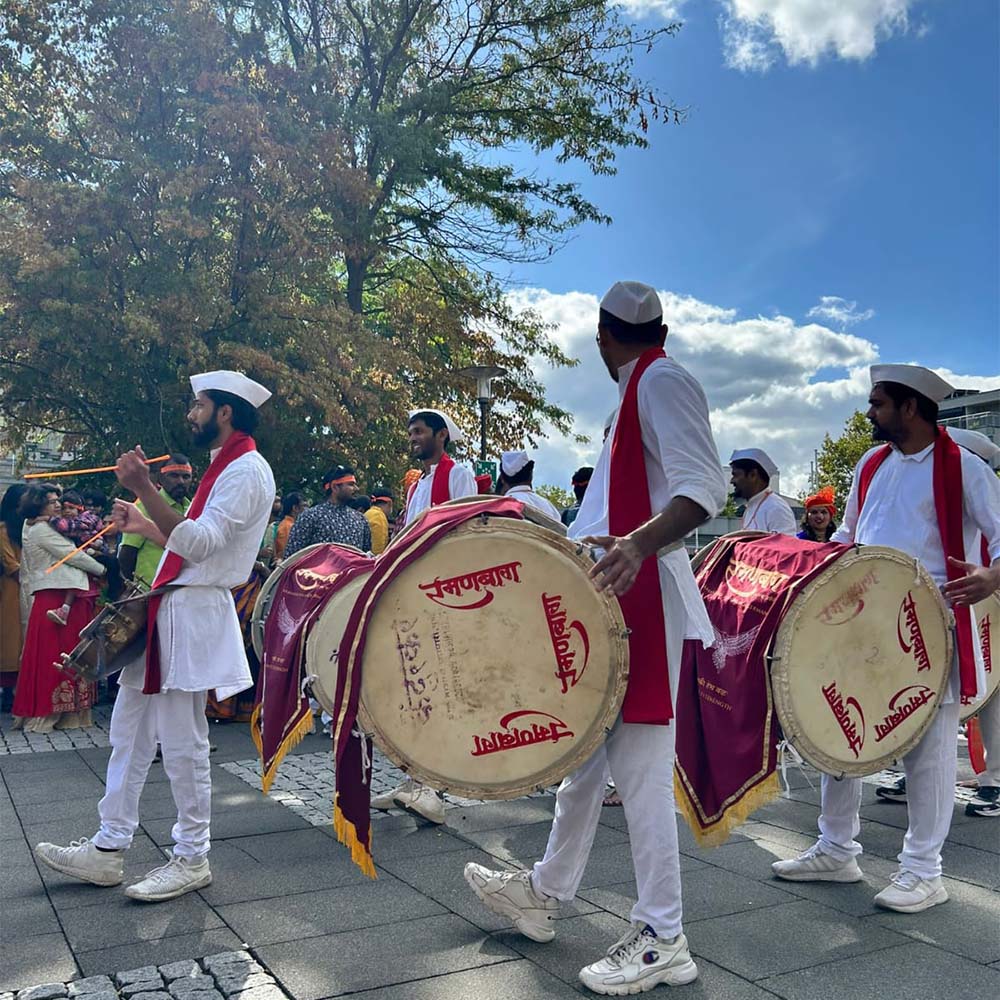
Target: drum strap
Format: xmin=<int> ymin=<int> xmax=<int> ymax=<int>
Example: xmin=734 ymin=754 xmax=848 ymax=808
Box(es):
xmin=144 ymin=431 xmax=258 ymax=694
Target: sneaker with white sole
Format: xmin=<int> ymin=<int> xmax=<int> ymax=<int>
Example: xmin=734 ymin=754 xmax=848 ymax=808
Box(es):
xmin=35 ymin=838 xmax=123 ymax=886
xmin=965 ymin=785 xmax=1000 ymax=818
xmin=771 ymin=844 xmax=863 ymax=882
xmin=873 ymin=870 xmax=948 ymax=912
xmin=464 ymin=863 xmax=559 ymax=942
xmin=875 ymin=775 xmax=907 ymax=803
xmin=578 ymin=923 xmax=698 ymax=995
xmin=124 ymin=855 xmax=212 ymax=902
xmin=379 ymin=781 xmax=445 ymax=824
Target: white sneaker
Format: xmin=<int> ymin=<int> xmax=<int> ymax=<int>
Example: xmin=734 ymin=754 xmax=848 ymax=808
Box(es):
xmin=35 ymin=838 xmax=123 ymax=886
xmin=124 ymin=855 xmax=212 ymax=902
xmin=464 ymin=863 xmax=559 ymax=942
xmin=771 ymin=844 xmax=863 ymax=882
xmin=874 ymin=870 xmax=948 ymax=913
xmin=375 ymin=780 xmax=446 ymax=824
xmin=578 ymin=923 xmax=698 ymax=995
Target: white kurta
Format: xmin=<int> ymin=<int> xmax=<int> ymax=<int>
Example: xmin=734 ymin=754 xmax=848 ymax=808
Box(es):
xmin=741 ymin=489 xmax=797 ymax=535
xmin=832 ymin=442 xmax=1000 ymax=703
xmin=404 ymin=461 xmax=477 ymax=526
xmin=119 ymin=449 xmax=275 ymax=700
xmin=504 ymin=485 xmax=561 ymax=521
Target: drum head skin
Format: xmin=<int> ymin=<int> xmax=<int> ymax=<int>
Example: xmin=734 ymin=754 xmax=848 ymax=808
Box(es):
xmin=354 ymin=517 xmax=629 ymax=799
xmin=960 ymin=591 xmax=1000 ymax=723
xmin=771 ymin=546 xmax=952 ymax=777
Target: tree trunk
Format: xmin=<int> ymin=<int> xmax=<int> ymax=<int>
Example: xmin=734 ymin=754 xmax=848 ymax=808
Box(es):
xmin=346 ymin=257 xmax=366 ymax=314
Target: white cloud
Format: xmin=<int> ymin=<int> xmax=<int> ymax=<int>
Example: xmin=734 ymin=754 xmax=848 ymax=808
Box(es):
xmin=619 ymin=0 xmax=686 ymax=20
xmin=807 ymin=295 xmax=876 ymax=328
xmin=507 ymin=286 xmax=998 ymax=499
xmin=719 ymin=0 xmax=918 ymax=71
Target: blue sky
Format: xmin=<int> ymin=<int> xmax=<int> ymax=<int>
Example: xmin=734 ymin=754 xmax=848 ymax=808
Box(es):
xmin=495 ymin=0 xmax=1000 ymax=494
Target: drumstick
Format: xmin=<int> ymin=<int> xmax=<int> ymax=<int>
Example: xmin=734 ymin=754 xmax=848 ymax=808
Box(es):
xmin=24 ymin=454 xmax=171 ymax=479
xmin=45 ymin=522 xmax=115 ymax=574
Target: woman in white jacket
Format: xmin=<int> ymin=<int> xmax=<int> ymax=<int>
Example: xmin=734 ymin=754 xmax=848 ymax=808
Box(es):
xmin=12 ymin=484 xmax=106 ymax=732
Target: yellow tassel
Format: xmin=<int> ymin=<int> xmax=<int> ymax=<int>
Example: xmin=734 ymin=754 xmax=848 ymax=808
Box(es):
xmin=251 ymin=705 xmax=316 ymax=796
xmin=674 ymin=770 xmax=781 ymax=848
xmin=333 ymin=797 xmax=377 ymax=879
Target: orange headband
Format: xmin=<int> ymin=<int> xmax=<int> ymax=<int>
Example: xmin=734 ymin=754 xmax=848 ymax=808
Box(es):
xmin=371 ymin=494 xmax=392 ymax=503
xmin=161 ymin=464 xmax=193 ymax=474
xmin=325 ymin=474 xmax=357 ymax=488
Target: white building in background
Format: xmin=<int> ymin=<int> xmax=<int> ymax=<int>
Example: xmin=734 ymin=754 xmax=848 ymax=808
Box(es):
xmin=939 ymin=386 xmax=1000 ymax=446
xmin=0 ymin=432 xmax=74 ymax=493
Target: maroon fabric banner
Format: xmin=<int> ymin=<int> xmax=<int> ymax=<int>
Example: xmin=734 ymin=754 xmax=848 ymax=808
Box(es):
xmin=675 ymin=533 xmax=850 ymax=845
xmin=329 ymin=497 xmax=526 ymax=877
xmin=251 ymin=544 xmax=372 ymax=792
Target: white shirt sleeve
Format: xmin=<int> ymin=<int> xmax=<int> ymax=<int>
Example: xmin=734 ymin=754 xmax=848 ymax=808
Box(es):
xmin=962 ymin=452 xmax=1000 ymax=562
xmin=639 ymin=365 xmax=728 ymax=519
xmin=831 ymin=447 xmax=879 ymax=545
xmin=763 ymin=496 xmax=798 ymax=536
xmin=167 ymin=459 xmax=272 ymax=565
xmin=449 ymin=463 xmax=478 ymax=501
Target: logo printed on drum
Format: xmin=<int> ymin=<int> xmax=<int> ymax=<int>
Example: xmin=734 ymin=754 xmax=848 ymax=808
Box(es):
xmin=724 ymin=559 xmax=790 ymax=601
xmin=470 ymin=709 xmax=575 ymax=757
xmin=896 ymin=591 xmax=932 ymax=672
xmin=542 ymin=593 xmax=590 ymax=693
xmin=816 ymin=568 xmax=880 ymax=626
xmin=821 ymin=681 xmax=865 ymax=758
xmin=981 ymin=614 xmax=993 ymax=676
xmin=294 ymin=567 xmax=341 ymax=592
xmin=418 ymin=561 xmax=522 ymax=610
xmin=874 ymin=684 xmax=935 ymax=743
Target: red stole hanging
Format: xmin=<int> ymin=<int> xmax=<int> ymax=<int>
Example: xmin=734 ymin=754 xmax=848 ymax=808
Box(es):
xmin=609 ymin=347 xmax=672 ymax=725
xmin=857 ymin=431 xmax=977 ymax=701
xmin=406 ymin=453 xmax=455 ymax=514
xmin=143 ymin=431 xmax=257 ymax=694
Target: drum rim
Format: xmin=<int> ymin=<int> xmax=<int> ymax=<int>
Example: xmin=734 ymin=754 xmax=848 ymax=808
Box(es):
xmin=250 ymin=542 xmax=366 ymax=660
xmin=959 ymin=590 xmax=1000 ymax=723
xmin=355 ymin=516 xmax=629 ymax=800
xmin=393 ymin=494 xmax=567 ymax=546
xmin=770 ymin=545 xmax=954 ymax=778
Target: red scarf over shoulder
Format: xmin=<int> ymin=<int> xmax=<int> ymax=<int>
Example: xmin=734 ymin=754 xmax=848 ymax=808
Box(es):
xmin=143 ymin=431 xmax=257 ymax=694
xmin=858 ymin=429 xmax=977 ymax=701
xmin=406 ymin=452 xmax=455 ymax=515
xmin=610 ymin=347 xmax=672 ymax=724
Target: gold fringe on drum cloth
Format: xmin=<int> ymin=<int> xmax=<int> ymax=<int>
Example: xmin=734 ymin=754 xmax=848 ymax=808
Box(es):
xmin=250 ymin=702 xmax=315 ymax=795
xmin=333 ymin=792 xmax=377 ymax=879
xmin=673 ymin=769 xmax=781 ymax=848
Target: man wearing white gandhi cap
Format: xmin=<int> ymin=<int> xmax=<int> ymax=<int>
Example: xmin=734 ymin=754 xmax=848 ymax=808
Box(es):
xmin=36 ymin=370 xmax=276 ymax=902
xmin=728 ymin=447 xmax=797 ymax=535
xmin=773 ymin=363 xmax=1000 ymax=911
xmin=496 ymin=450 xmax=561 ymax=521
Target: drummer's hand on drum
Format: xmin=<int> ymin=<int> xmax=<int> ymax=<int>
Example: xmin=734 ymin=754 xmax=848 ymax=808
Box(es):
xmin=115 ymin=446 xmax=154 ymax=493
xmin=583 ymin=534 xmax=646 ymax=596
xmin=943 ymin=557 xmax=1000 ymax=606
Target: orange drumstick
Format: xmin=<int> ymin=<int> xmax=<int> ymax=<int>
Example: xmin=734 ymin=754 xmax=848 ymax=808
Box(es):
xmin=45 ymin=522 xmax=115 ymax=574
xmin=24 ymin=454 xmax=171 ymax=480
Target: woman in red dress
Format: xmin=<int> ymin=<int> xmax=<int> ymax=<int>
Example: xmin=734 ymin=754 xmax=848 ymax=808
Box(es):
xmin=12 ymin=485 xmax=107 ymax=733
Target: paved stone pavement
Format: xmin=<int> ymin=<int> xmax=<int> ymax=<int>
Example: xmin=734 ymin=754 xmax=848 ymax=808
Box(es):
xmin=2 ymin=710 xmax=998 ymax=999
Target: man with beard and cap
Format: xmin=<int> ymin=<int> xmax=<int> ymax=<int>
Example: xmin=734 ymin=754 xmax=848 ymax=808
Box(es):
xmin=284 ymin=464 xmax=371 ymax=557
xmin=496 ymin=450 xmax=561 ymax=521
xmin=371 ymin=408 xmax=476 ymax=824
xmin=402 ymin=409 xmax=477 ymax=526
xmin=772 ymin=365 xmax=1000 ymax=912
xmin=119 ymin=453 xmax=194 ymax=586
xmin=464 ymin=281 xmax=727 ymax=994
xmin=35 ymin=371 xmax=275 ymax=902
xmin=729 ymin=448 xmax=797 ymax=535
xmin=562 ymin=467 xmax=593 ymax=528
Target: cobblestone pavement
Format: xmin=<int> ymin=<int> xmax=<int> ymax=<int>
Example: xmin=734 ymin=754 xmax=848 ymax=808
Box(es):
xmin=0 ymin=706 xmax=113 ymax=755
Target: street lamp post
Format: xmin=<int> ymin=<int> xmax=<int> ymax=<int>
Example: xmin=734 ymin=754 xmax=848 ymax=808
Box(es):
xmin=456 ymin=365 xmax=507 ymax=461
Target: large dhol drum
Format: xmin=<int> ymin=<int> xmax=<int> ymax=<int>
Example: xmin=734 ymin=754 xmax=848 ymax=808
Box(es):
xmin=770 ymin=545 xmax=953 ymax=776
xmin=960 ymin=591 xmax=1000 ymax=723
xmin=345 ymin=516 xmax=629 ymax=799
xmin=395 ymin=494 xmax=567 ymax=543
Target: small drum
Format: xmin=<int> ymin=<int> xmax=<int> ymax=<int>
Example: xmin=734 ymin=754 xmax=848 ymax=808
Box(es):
xmin=251 ymin=543 xmax=364 ymax=661
xmin=771 ymin=545 xmax=952 ymax=776
xmin=960 ymin=591 xmax=1000 ymax=723
xmin=59 ymin=580 xmax=150 ymax=682
xmin=348 ymin=516 xmax=629 ymax=799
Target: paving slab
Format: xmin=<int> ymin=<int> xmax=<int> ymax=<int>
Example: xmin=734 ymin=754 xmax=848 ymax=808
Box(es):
xmin=215 ymin=873 xmax=446 ymax=945
xmin=0 ymin=751 xmax=94 ymax=774
xmin=257 ymin=914 xmax=518 ymax=999
xmin=142 ymin=806 xmax=311 ymax=846
xmin=5 ymin=774 xmax=105 ymax=806
xmin=330 ymin=822 xmax=475 ymax=863
xmin=759 ymin=941 xmax=1000 ymax=999
xmin=14 ymin=797 xmax=104 ymax=828
xmin=1 ymin=895 xmax=65 ymax=941
xmin=444 ymin=797 xmax=557 ymax=835
xmin=75 ymin=931 xmax=245 ymax=978
xmin=0 ymin=933 xmax=78 ymax=992
xmin=221 ymin=827 xmax=345 ymax=865
xmin=455 ymin=819 xmax=627 ymax=866
xmin=687 ymin=898 xmax=909 ymax=981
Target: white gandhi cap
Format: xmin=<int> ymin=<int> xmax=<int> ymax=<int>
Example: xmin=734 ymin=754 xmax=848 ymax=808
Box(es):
xmin=501 ymin=451 xmax=530 ymax=476
xmin=600 ymin=281 xmax=663 ymax=325
xmin=948 ymin=427 xmax=1000 ymax=469
xmin=869 ymin=364 xmax=954 ymax=403
xmin=409 ymin=408 xmax=464 ymax=444
xmin=729 ymin=448 xmax=779 ymax=478
xmin=190 ymin=370 xmax=271 ymax=408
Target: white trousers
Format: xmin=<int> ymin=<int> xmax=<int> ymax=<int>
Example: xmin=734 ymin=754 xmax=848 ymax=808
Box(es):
xmin=93 ymin=686 xmax=212 ymax=859
xmin=976 ymin=694 xmax=1000 ymax=787
xmin=531 ymin=718 xmax=683 ymax=939
xmin=816 ymin=699 xmax=961 ymax=880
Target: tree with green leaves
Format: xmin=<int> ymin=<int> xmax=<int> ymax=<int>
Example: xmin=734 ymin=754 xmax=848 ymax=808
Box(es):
xmin=814 ymin=410 xmax=875 ymax=513
xmin=0 ymin=0 xmax=685 ymax=489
